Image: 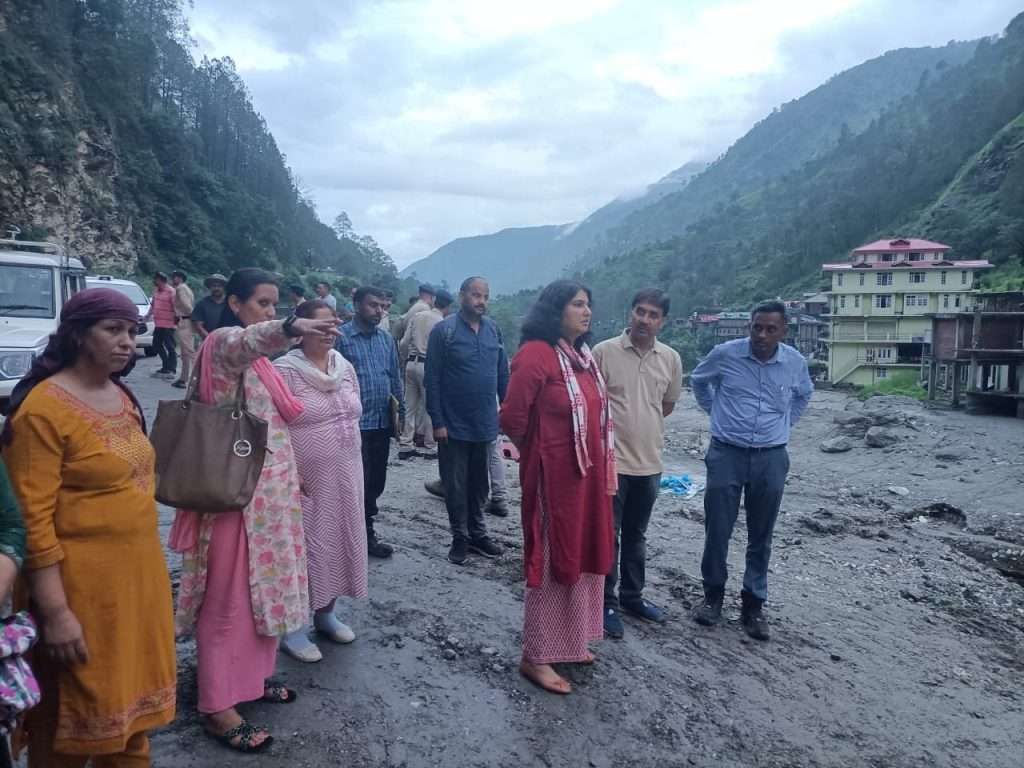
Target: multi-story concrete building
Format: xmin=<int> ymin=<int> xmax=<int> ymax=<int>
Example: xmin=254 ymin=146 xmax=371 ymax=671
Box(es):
xmin=822 ymin=238 xmax=992 ymax=386
xmin=923 ymin=291 xmax=1024 ymax=417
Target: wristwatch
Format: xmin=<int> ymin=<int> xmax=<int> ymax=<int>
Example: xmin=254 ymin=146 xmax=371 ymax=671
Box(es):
xmin=282 ymin=314 xmax=301 ymax=337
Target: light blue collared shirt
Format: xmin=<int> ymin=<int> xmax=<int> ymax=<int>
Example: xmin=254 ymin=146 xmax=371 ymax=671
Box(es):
xmin=690 ymin=338 xmax=813 ymax=448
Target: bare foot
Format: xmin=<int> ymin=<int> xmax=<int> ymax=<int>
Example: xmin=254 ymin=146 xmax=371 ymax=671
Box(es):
xmin=519 ymin=659 xmax=571 ymax=694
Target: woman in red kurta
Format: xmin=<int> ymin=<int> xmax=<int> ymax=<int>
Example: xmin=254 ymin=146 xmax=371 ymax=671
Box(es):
xmin=500 ymin=280 xmax=616 ymax=695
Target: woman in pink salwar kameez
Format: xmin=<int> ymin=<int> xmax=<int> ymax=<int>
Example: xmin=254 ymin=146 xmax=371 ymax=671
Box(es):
xmin=275 ymin=299 xmax=369 ymax=663
xmin=168 ymin=269 xmax=339 ymax=754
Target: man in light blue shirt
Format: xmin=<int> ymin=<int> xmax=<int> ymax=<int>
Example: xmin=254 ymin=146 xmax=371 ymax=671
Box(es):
xmin=689 ymin=300 xmax=813 ymax=641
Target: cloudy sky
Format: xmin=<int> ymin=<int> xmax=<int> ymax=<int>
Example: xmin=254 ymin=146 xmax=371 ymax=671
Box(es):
xmin=186 ymin=0 xmax=1019 ymax=268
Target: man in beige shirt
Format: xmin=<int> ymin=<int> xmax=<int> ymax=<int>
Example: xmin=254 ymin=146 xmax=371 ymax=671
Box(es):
xmin=398 ymin=289 xmax=453 ymax=458
xmin=170 ymin=270 xmax=196 ymax=389
xmin=593 ymin=288 xmax=683 ymax=639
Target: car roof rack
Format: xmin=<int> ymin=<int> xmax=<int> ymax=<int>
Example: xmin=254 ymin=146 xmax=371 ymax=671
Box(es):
xmin=0 ymin=238 xmax=66 ymax=257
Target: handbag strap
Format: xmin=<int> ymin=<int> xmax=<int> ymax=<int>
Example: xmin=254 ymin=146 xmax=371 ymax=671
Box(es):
xmin=183 ymin=342 xmax=247 ymax=414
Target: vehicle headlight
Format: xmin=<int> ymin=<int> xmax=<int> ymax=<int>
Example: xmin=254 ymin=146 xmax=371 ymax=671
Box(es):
xmin=0 ymin=351 xmax=35 ymax=380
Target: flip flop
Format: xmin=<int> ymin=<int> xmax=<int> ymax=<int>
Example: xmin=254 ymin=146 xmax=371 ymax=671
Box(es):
xmin=206 ymin=719 xmax=273 ymax=753
xmin=519 ymin=660 xmax=571 ymax=695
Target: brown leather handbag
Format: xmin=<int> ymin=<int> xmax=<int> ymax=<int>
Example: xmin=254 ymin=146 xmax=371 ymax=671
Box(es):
xmin=149 ymin=368 xmax=268 ymax=512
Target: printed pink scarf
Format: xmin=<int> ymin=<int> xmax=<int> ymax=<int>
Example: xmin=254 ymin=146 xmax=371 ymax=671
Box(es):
xmin=555 ymin=338 xmax=617 ymax=494
xmin=168 ymin=336 xmax=303 ymax=554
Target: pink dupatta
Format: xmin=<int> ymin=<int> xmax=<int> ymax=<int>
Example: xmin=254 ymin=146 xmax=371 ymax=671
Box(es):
xmin=167 ymin=336 xmax=304 ymax=553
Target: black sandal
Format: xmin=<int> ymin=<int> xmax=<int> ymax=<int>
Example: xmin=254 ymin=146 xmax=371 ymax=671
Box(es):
xmin=208 ymin=720 xmax=274 ymax=753
xmin=261 ymin=682 xmax=297 ymax=703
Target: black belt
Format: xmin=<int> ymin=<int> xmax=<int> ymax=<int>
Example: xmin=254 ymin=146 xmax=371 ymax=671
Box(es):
xmin=408 ymin=354 xmax=427 ymax=363
xmin=712 ymin=437 xmax=786 ymax=452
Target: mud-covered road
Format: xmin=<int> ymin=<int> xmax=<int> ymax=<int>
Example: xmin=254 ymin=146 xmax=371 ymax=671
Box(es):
xmin=123 ymin=355 xmax=1023 ymax=768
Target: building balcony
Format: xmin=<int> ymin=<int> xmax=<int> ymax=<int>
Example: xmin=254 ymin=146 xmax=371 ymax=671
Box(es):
xmin=827 ymin=333 xmax=927 ymax=343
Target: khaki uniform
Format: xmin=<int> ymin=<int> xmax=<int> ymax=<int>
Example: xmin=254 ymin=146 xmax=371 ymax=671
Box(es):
xmin=173 ymin=283 xmax=196 ymax=383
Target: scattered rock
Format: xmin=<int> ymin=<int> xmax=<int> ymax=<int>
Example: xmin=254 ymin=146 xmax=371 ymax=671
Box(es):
xmin=903 ymin=502 xmax=966 ymax=527
xmin=934 ymin=448 xmax=969 ymax=462
xmin=829 ymin=653 xmax=843 ymax=662
xmin=834 ymin=412 xmax=872 ymax=437
xmin=442 ymin=648 xmax=458 ymax=661
xmin=820 ymin=436 xmax=854 ymax=453
xmin=480 ymin=646 xmax=499 ymax=657
xmin=888 ymin=486 xmax=911 ymax=497
xmin=866 ymin=427 xmax=900 ymax=448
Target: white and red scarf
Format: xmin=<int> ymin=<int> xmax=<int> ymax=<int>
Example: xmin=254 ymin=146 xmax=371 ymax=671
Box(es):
xmin=555 ymin=339 xmax=617 ymax=494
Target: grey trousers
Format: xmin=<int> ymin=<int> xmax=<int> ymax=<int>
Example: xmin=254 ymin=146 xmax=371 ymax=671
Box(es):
xmin=488 ymin=440 xmax=507 ymax=502
xmin=700 ymin=439 xmax=789 ymax=603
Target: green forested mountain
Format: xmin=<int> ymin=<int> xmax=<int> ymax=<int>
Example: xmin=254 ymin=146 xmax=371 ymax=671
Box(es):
xmin=0 ymin=0 xmax=396 ymax=290
xmin=407 ymin=41 xmax=977 ymax=296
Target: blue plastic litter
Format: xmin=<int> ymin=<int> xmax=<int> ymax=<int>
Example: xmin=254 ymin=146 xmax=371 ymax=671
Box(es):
xmin=659 ymin=474 xmax=706 ymax=498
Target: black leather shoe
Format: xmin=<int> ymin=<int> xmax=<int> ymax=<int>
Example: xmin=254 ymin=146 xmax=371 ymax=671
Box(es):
xmin=367 ymin=534 xmax=394 ymax=559
xmin=603 ymin=608 xmax=624 ymax=639
xmin=448 ymin=539 xmax=468 ymax=565
xmin=693 ymin=595 xmax=724 ymax=626
xmin=424 ymin=479 xmax=445 ymax=499
xmin=485 ymin=499 xmax=509 ymax=517
xmin=468 ymin=537 xmax=503 ymax=558
xmin=742 ymin=610 xmax=770 ymax=641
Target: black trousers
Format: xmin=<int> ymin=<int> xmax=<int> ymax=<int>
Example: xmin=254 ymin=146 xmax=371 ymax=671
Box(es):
xmin=152 ymin=326 xmax=177 ymax=372
xmin=361 ymin=428 xmax=392 ymax=531
xmin=438 ymin=438 xmax=490 ymax=543
xmin=604 ymin=473 xmax=661 ymax=608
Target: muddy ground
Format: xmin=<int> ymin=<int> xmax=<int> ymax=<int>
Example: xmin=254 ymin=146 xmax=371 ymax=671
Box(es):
xmin=122 ymin=355 xmax=1023 ymax=768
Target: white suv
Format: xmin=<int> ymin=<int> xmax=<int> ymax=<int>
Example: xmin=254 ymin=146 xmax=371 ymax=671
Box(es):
xmin=0 ymin=239 xmax=87 ymax=409
xmin=86 ymin=276 xmax=155 ymax=356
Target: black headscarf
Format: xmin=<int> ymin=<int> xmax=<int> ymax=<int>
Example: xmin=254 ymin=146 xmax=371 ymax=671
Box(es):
xmin=3 ymin=288 xmax=146 ymax=444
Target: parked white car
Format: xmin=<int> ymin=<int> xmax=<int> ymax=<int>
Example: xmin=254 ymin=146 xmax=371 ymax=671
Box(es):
xmin=86 ymin=275 xmax=156 ymax=357
xmin=0 ymin=239 xmax=87 ymax=410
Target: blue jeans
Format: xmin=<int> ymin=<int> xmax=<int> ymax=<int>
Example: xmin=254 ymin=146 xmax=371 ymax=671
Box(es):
xmin=700 ymin=439 xmax=789 ymax=603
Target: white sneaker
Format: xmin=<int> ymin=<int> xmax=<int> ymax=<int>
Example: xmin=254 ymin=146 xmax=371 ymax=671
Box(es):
xmin=314 ymin=611 xmax=356 ymax=644
xmin=281 ymin=630 xmax=323 ymax=663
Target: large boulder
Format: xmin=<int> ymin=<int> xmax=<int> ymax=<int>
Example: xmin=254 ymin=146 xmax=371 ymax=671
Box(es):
xmin=820 ymin=436 xmax=855 ymax=453
xmin=865 ymin=426 xmax=900 ymax=448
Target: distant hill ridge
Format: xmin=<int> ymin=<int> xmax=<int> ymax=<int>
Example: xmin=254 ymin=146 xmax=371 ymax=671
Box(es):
xmin=404 ymin=40 xmax=979 ymax=295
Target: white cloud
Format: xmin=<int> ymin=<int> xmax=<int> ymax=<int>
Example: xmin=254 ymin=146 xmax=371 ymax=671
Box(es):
xmin=186 ymin=0 xmax=1021 ymax=267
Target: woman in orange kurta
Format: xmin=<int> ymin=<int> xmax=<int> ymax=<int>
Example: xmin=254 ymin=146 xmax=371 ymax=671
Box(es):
xmin=2 ymin=288 xmax=175 ymax=767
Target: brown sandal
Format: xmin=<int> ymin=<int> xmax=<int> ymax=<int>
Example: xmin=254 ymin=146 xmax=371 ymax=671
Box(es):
xmin=519 ymin=660 xmax=571 ymax=695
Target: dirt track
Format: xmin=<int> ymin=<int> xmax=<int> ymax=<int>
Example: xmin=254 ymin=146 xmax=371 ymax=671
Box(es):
xmin=123 ymin=356 xmax=1023 ymax=768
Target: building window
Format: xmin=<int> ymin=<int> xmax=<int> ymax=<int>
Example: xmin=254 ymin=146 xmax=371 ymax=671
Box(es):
xmin=839 ymin=296 xmax=846 ymax=309
xmin=905 ymin=294 xmax=927 ymax=308
xmin=837 ymin=273 xmax=844 ymax=287
xmin=943 ymin=294 xmax=949 ymax=309
xmin=954 ymin=294 xmax=961 ymax=309
xmin=959 ymin=365 xmax=969 ymax=384
xmin=941 ymin=271 xmax=947 ymax=285
xmin=909 ymin=272 xmax=926 ymax=284
xmin=877 ymin=272 xmax=893 ymax=286
xmin=881 ymin=253 xmax=895 ymax=262
xmin=876 ymin=368 xmax=889 ymax=379
xmin=938 ymin=365 xmax=948 ymax=389
xmin=876 ymin=347 xmax=893 ymax=360
xmin=909 ymin=252 xmax=923 ymax=261
xmin=961 ymin=270 xmax=968 ymax=285
xmin=854 ymin=295 xmax=860 ymax=308
xmin=859 ymin=273 xmax=865 ymax=286
xmin=874 ymin=295 xmax=892 ymax=309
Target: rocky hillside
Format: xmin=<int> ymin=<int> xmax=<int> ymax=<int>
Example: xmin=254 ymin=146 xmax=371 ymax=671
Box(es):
xmin=0 ymin=0 xmax=395 ymax=289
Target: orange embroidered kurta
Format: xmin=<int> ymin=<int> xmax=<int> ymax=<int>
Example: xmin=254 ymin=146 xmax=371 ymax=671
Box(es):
xmin=5 ymin=380 xmax=176 ymax=755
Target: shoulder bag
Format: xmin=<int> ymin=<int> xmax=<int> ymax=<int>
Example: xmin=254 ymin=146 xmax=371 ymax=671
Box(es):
xmin=149 ymin=364 xmax=268 ymax=512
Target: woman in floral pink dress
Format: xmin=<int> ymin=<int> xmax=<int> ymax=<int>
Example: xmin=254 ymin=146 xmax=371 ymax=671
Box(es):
xmin=275 ymin=299 xmax=369 ymax=662
xmin=169 ymin=269 xmax=339 ymax=753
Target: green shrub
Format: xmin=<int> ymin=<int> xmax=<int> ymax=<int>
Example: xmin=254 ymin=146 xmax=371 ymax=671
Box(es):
xmin=857 ymin=371 xmax=927 ymax=401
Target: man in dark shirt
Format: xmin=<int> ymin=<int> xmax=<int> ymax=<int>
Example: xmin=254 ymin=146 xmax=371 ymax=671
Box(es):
xmin=336 ymin=286 xmax=405 ymax=559
xmin=191 ymin=274 xmax=228 ymax=339
xmin=425 ymin=276 xmax=509 ymax=565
